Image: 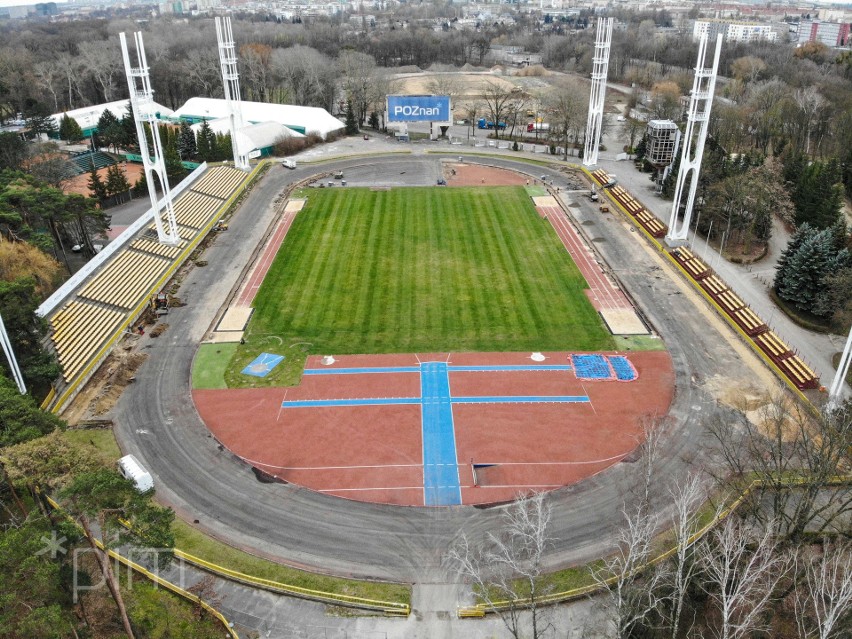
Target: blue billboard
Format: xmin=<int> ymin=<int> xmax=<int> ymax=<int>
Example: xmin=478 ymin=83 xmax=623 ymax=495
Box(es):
xmin=387 ymin=95 xmax=451 ymax=123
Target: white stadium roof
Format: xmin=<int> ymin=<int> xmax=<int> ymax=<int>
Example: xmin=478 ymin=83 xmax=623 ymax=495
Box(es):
xmin=51 ymin=99 xmax=174 ymax=131
xmin=173 ymin=97 xmax=344 ymax=139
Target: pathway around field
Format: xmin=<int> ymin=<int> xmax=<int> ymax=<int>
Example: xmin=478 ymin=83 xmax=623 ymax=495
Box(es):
xmin=193 ymin=350 xmax=673 ymax=507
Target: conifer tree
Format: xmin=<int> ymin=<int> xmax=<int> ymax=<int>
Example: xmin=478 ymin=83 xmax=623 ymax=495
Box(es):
xmin=345 ymin=99 xmax=359 ymax=135
xmin=177 ymin=121 xmax=198 ymax=160
xmin=105 ymin=164 xmax=131 ymax=203
xmin=86 ymin=165 xmax=107 ymax=202
xmin=58 ymin=114 xmax=84 ymax=142
xmin=196 ymin=120 xmax=215 ymax=161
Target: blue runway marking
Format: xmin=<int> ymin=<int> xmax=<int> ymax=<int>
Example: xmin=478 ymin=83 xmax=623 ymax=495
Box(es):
xmin=280 ymin=397 xmax=420 ymax=408
xmin=448 ymin=365 xmax=573 ymax=372
xmin=304 ymin=366 xmax=421 ymax=375
xmin=420 ymin=362 xmax=462 ymax=506
xmin=453 ymin=396 xmax=589 ymax=404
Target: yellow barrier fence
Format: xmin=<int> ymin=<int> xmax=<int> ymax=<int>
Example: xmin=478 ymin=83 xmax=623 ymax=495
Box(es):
xmin=457 ymin=475 xmax=852 ymax=617
xmin=39 ymin=385 xmax=56 ymax=410
xmin=42 ymin=495 xmax=240 ymax=638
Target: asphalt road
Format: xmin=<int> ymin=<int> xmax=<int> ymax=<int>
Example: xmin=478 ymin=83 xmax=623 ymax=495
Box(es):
xmin=112 ymin=151 xmax=771 ymax=585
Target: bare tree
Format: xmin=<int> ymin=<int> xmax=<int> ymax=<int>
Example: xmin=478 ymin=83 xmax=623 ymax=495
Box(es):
xmin=481 ymin=80 xmax=519 ymax=140
xmin=663 ymin=473 xmax=712 ymax=639
xmin=590 ymin=503 xmax=668 ymax=639
xmin=338 ymin=50 xmax=378 ymax=126
xmin=706 ymin=395 xmax=852 ymax=540
xmin=544 ymin=79 xmax=587 ymax=159
xmin=446 ymin=492 xmax=554 ymax=639
xmin=698 ymin=517 xmax=790 ymax=639
xmin=794 ymin=540 xmax=852 ymax=639
xmin=77 ymin=41 xmax=122 ymax=103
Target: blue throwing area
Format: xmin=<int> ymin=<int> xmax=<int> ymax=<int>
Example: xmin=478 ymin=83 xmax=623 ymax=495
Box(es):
xmin=608 ymin=356 xmax=638 ymax=381
xmin=572 ymin=354 xmax=613 ymax=380
xmin=241 ymin=353 xmax=285 ymax=378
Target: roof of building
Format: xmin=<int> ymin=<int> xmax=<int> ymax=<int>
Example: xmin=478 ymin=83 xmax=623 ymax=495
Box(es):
xmin=172 ymin=97 xmax=344 ymax=138
xmin=51 ymin=99 xmax=174 ymax=131
xmin=191 ymin=118 xmax=304 ymax=155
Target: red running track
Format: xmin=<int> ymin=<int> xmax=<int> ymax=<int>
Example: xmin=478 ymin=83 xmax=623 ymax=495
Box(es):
xmin=538 ymin=202 xmax=631 ymax=312
xmin=235 ymin=209 xmax=299 ymax=307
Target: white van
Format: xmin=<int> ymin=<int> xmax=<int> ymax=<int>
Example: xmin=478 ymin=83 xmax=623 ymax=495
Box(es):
xmin=281 ymin=158 xmax=297 ymax=169
xmin=117 ymin=455 xmax=154 ymax=493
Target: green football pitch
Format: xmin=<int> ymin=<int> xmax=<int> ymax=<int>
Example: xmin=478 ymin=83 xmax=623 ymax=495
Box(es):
xmin=245 ymin=186 xmax=614 ymax=355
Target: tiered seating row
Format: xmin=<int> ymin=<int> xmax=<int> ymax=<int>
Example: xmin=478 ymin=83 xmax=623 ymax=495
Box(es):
xmin=671 ymin=248 xmax=710 ymax=279
xmin=147 ymin=223 xmax=196 ymax=241
xmin=131 ymin=238 xmax=185 ymax=259
xmin=170 ymin=191 xmax=223 ymax=229
xmin=590 ymin=169 xmax=610 ymax=186
xmin=191 ymin=166 xmax=245 ymax=199
xmin=78 ymin=250 xmax=171 ymax=309
xmin=50 ymin=300 xmax=126 ymax=382
xmin=669 ymin=245 xmax=816 ymax=388
xmin=604 ymin=182 xmax=668 ymax=238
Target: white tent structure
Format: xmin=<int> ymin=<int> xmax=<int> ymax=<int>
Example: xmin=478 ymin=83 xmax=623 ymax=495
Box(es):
xmin=172 ymin=97 xmax=344 ymax=139
xmin=51 ymin=99 xmax=174 ymax=137
xmin=191 ymin=118 xmax=304 ymax=158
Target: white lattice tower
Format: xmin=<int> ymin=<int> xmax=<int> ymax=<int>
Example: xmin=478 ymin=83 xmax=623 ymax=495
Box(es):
xmin=828 ymin=326 xmax=852 ymax=410
xmin=666 ymin=33 xmax=722 ymax=243
xmin=0 ymin=312 xmax=26 ymax=394
xmin=216 ymin=16 xmax=250 ymax=171
xmin=583 ymin=17 xmax=613 ymax=167
xmin=119 ymin=32 xmax=179 ymax=246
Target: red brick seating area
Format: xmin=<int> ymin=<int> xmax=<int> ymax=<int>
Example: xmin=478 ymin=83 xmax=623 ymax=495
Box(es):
xmin=590 ymin=169 xmax=667 ymax=238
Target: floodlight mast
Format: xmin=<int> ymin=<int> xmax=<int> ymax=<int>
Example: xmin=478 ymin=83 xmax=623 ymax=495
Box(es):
xmin=216 ymin=16 xmax=250 ymax=171
xmin=119 ymin=31 xmax=179 ymax=246
xmin=666 ymin=33 xmax=723 ymax=244
xmin=0 ymin=312 xmax=26 ymax=394
xmin=827 ymin=326 xmax=852 ymax=410
xmin=583 ymin=17 xmax=613 ymax=168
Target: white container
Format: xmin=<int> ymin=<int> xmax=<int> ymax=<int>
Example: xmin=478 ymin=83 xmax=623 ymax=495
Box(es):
xmin=117 ymin=454 xmax=154 ymax=493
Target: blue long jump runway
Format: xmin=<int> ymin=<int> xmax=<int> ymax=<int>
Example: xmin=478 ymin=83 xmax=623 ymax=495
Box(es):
xmin=280 ymin=360 xmax=593 ymax=506
xmin=420 ymin=362 xmax=462 ymax=506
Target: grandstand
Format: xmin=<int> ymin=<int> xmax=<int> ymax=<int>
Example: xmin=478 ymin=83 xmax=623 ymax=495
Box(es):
xmin=47 ymin=165 xmax=248 ymax=388
xmin=587 ymin=167 xmax=819 ymax=392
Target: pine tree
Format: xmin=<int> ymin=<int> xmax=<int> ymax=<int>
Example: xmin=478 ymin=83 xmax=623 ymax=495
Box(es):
xmin=345 ymin=100 xmax=359 ymax=135
xmin=58 ymin=114 xmax=84 ymax=143
xmin=87 ymin=165 xmax=108 ymax=203
xmin=196 ymin=120 xmax=215 ymax=161
xmin=105 ymin=164 xmax=131 ymax=203
xmin=177 ymin=121 xmax=198 ymax=160
xmin=215 ymin=133 xmax=232 ymax=163
xmin=774 ymin=223 xmax=813 ymax=291
xmin=776 ymin=227 xmax=837 ymax=312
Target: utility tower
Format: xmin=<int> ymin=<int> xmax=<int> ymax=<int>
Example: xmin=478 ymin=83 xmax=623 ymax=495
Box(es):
xmin=827 ymin=326 xmax=852 ymax=410
xmin=583 ymin=17 xmax=613 ymax=167
xmin=0 ymin=313 xmax=25 ymax=394
xmin=665 ymin=33 xmax=722 ymax=245
xmin=216 ymin=16 xmax=250 ymax=171
xmin=120 ymin=32 xmax=179 ymax=245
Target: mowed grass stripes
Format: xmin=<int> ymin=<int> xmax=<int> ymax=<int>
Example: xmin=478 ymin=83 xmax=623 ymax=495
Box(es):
xmin=248 ymin=186 xmax=614 ymax=354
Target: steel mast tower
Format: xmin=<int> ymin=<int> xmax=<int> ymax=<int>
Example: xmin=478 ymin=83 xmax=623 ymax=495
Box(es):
xmin=666 ymin=33 xmax=722 ymax=244
xmin=0 ymin=313 xmax=26 ymax=394
xmin=216 ymin=16 xmax=250 ymax=171
xmin=583 ymin=17 xmax=613 ymax=167
xmin=120 ymin=32 xmax=179 ymax=246
xmin=827 ymin=326 xmax=852 ymax=410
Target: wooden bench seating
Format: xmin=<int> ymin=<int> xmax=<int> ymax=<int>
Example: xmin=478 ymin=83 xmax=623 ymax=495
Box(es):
xmin=191 ymin=166 xmax=246 ymax=200
xmin=701 ymin=275 xmax=728 ymax=296
xmin=50 ymin=300 xmax=126 ymax=382
xmin=131 ymin=238 xmax=185 ymax=259
xmin=78 ymin=251 xmax=171 ymax=309
xmin=170 ymin=191 xmax=222 ymax=229
xmin=733 ymin=308 xmax=764 ymax=333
